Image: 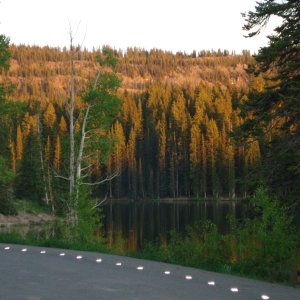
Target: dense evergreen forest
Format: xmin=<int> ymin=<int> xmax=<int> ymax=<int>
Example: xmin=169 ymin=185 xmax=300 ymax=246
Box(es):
xmin=0 ymin=45 xmax=266 ymax=209
xmin=0 ymin=4 xmax=298 ymax=213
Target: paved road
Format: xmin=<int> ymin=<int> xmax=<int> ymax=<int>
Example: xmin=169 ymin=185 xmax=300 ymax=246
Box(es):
xmin=0 ymin=243 xmax=299 ymax=300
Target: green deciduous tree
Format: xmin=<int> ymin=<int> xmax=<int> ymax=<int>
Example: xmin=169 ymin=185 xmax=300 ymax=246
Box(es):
xmin=0 ymin=34 xmax=10 ymax=104
xmin=0 ymin=34 xmax=17 ymax=214
xmin=57 ymin=41 xmax=121 ymax=221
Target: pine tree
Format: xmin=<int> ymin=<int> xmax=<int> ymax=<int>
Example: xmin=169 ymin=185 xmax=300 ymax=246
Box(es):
xmin=200 ymin=133 xmax=207 ymax=198
xmin=171 ymin=89 xmax=191 ymax=196
xmin=16 ymin=125 xmax=23 ymax=162
xmin=9 ymin=139 xmax=16 ymax=174
xmin=219 ymin=124 xmax=235 ymax=198
xmin=190 ymin=122 xmax=201 ymax=197
xmin=53 ymin=135 xmax=61 ymax=171
xmin=43 ymin=103 xmax=56 ymax=129
xmin=112 ymin=121 xmax=126 ymax=197
xmin=22 ymin=112 xmax=31 ymax=139
xmin=59 ymin=116 xmax=67 ymax=136
xmin=127 ymin=128 xmax=137 ymax=197
xmin=0 ymin=156 xmax=15 ymax=215
xmin=0 ymin=35 xmax=10 ymax=73
xmin=206 ymin=118 xmax=220 ymax=197
xmin=15 ymin=133 xmax=44 ymax=202
xmin=157 ymin=114 xmax=167 ymax=197
xmin=244 ymin=139 xmax=261 ymax=170
xmin=0 ymin=35 xmax=18 ymax=214
xmin=44 ymin=136 xmax=51 ymax=163
xmin=241 ymin=0 xmax=300 ymax=202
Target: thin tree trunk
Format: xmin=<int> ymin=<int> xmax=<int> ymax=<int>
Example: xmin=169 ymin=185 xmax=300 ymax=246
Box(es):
xmin=47 ymin=165 xmax=55 ymax=214
xmin=69 ymin=43 xmax=75 ymax=198
xmin=36 ymin=115 xmax=49 ymax=205
xmin=75 ymin=72 xmax=100 ymax=191
xmin=76 ymin=104 xmax=90 ymax=183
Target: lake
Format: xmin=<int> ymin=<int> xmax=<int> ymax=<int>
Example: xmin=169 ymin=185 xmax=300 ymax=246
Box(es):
xmin=102 ymin=199 xmax=246 ymax=251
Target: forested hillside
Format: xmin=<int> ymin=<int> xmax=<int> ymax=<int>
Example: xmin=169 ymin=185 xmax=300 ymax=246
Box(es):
xmin=0 ymin=45 xmax=264 ymax=209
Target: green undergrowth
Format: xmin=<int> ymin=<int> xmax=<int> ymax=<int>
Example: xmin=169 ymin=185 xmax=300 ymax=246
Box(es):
xmin=0 ymin=187 xmax=299 ymax=284
xmin=142 ymin=188 xmax=298 ymax=283
xmin=14 ymin=199 xmax=51 ymax=214
xmin=131 ymin=188 xmax=299 ymax=283
xmin=0 ymin=220 xmax=109 ymax=254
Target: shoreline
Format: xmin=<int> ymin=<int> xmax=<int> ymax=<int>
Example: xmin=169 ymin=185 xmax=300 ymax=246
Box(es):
xmin=0 ymin=212 xmax=55 ymax=227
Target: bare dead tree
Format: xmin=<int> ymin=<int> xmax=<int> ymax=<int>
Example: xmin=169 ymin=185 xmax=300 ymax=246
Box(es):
xmin=54 ymin=28 xmax=121 ymax=222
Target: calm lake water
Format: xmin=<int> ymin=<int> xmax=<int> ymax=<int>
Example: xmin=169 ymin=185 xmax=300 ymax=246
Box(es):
xmin=0 ymin=199 xmax=247 ymax=252
xmin=102 ymin=199 xmax=246 ymax=251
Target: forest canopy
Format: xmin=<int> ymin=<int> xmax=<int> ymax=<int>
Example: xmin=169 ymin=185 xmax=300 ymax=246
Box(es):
xmin=0 ymin=33 xmax=297 ymax=212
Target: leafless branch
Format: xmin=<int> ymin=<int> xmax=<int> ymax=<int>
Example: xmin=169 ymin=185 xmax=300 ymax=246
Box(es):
xmin=83 ymin=153 xmax=95 ymax=160
xmin=54 ymin=172 xmax=70 ymax=181
xmin=80 ymin=169 xmax=120 ymax=186
xmin=79 ymin=24 xmax=88 ymax=50
xmin=85 ymin=128 xmax=100 ymax=135
xmin=80 ymin=172 xmax=91 ymax=179
xmin=80 ymin=163 xmax=95 ymax=172
xmin=92 ymin=193 xmax=108 ymax=209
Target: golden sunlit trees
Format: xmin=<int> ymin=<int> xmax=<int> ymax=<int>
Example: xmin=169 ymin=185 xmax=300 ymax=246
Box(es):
xmin=200 ymin=133 xmax=207 ymax=198
xmin=22 ymin=112 xmax=31 ymax=139
xmin=206 ymin=118 xmax=220 ymax=197
xmin=157 ymin=114 xmax=167 ymax=197
xmin=190 ymin=122 xmax=201 ymax=197
xmin=0 ymin=42 xmax=267 ymax=202
xmin=53 ymin=135 xmax=61 ymax=171
xmin=7 ymin=79 xmax=262 ymax=201
xmin=43 ymin=103 xmax=56 ymax=129
xmin=110 ymin=121 xmax=126 ymax=197
xmin=171 ymin=89 xmax=191 ymax=196
xmin=219 ymin=124 xmax=235 ymax=198
xmin=16 ymin=125 xmax=23 ymax=162
xmin=110 ymin=81 xmax=257 ymax=200
xmin=59 ymin=116 xmax=67 ymax=136
xmin=127 ymin=128 xmax=137 ymax=198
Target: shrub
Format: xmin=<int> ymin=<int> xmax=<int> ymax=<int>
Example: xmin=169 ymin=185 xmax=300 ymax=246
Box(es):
xmin=230 ymin=187 xmax=299 ymax=281
xmin=0 ymin=156 xmax=17 ymax=215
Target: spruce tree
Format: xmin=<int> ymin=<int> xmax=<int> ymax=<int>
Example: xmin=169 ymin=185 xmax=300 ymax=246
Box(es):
xmin=0 ymin=156 xmax=16 ymax=215
xmin=240 ymin=0 xmax=300 ymax=202
xmin=15 ymin=133 xmax=44 ymax=202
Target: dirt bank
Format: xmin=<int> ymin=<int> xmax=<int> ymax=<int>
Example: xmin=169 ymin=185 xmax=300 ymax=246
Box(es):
xmin=0 ymin=212 xmax=54 ymax=226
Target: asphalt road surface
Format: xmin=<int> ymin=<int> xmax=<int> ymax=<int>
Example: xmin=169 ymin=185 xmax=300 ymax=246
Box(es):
xmin=0 ymin=243 xmax=299 ymax=300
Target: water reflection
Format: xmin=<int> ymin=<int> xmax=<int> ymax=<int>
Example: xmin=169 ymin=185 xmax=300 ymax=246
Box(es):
xmin=103 ymin=200 xmax=245 ymax=251
xmin=0 ymin=200 xmax=246 ymax=253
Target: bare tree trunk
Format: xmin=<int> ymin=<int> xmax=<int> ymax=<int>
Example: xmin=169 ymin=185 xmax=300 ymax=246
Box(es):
xmin=75 ymin=72 xmax=100 ymax=195
xmin=36 ymin=115 xmax=49 ymax=205
xmin=76 ymin=105 xmax=90 ymax=183
xmin=69 ymin=37 xmax=75 ymax=198
xmin=47 ymin=164 xmax=55 ymax=214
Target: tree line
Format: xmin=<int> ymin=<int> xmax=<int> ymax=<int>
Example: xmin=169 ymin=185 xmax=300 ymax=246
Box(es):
xmin=1 ymin=52 xmax=263 ymax=212
xmin=1 ymin=44 xmax=253 ymax=103
xmin=0 ymin=2 xmax=296 ymax=216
